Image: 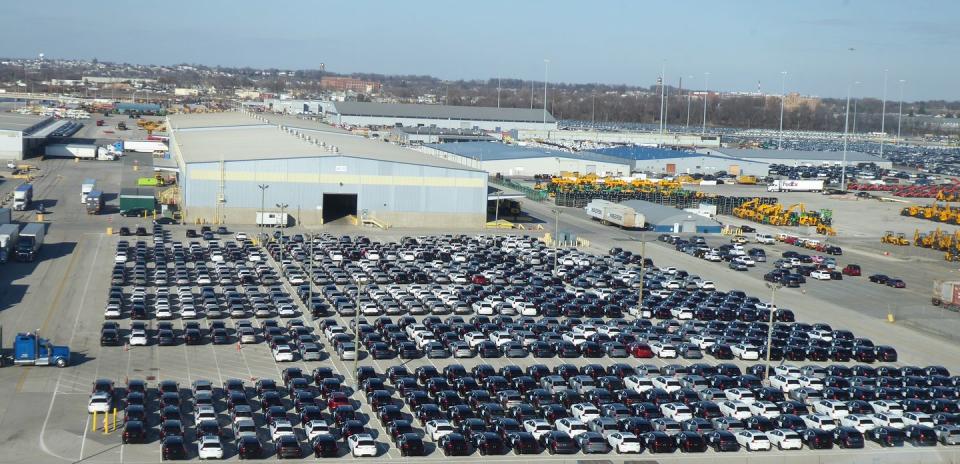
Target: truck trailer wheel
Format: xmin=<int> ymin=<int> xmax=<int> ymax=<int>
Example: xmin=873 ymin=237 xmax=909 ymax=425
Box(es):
xmin=56 ymin=358 xmax=67 ymax=367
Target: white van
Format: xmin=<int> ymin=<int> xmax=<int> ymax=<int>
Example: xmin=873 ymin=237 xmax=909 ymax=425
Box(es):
xmin=756 ymin=234 xmax=775 ymax=244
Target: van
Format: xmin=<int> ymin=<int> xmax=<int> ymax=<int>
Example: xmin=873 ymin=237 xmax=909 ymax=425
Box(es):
xmin=755 ymin=234 xmax=775 ymax=244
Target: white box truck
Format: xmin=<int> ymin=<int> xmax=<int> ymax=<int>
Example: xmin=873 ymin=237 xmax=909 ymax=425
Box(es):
xmin=81 ymin=179 xmax=96 ymax=204
xmin=0 ymin=223 xmax=19 ymax=263
xmin=585 ymin=199 xmax=645 ymax=229
xmin=122 ymin=140 xmax=168 ymax=153
xmin=256 ymin=212 xmax=289 ymax=227
xmin=13 ymin=184 xmax=32 ymax=211
xmin=16 ymin=223 xmax=44 ymax=262
xmin=767 ymin=179 xmax=824 ymax=192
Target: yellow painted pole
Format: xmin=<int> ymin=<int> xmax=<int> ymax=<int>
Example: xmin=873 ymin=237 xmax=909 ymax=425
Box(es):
xmin=102 ymin=414 xmax=108 ymax=434
xmin=113 ymin=408 xmax=117 ymax=431
xmin=92 ymin=411 xmax=97 ymax=431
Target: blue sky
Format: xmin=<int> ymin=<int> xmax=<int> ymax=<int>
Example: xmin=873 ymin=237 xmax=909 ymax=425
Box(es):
xmin=2 ymin=0 xmax=957 ymax=100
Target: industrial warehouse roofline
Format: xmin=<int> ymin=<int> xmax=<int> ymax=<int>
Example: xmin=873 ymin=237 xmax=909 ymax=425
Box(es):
xmin=329 ymin=101 xmax=557 ymax=123
xmin=715 ymin=148 xmax=884 ymax=162
xmin=423 ymin=141 xmax=630 ymax=166
xmin=167 ymin=112 xmax=481 ymax=171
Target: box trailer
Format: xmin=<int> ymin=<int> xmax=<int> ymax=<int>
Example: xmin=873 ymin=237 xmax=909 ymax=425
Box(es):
xmin=85 ymin=190 xmax=103 ymax=215
xmin=585 ymin=199 xmax=645 ymax=229
xmin=16 ymin=223 xmax=44 ymax=262
xmin=767 ymin=179 xmax=824 ymax=192
xmin=44 ymin=143 xmax=98 ymax=159
xmin=122 ymin=140 xmax=168 ymax=153
xmin=0 ymin=223 xmax=20 ymax=263
xmin=119 ymin=188 xmax=156 ymax=215
xmin=13 ymin=184 xmax=32 ymax=211
xmin=256 ymin=212 xmax=289 ymax=227
xmin=932 ymin=280 xmax=960 ymax=310
xmin=81 ymin=178 xmax=96 ymax=204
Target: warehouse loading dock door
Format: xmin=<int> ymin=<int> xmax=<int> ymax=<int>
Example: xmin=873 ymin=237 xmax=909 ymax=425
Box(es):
xmin=322 ymin=193 xmax=358 ymax=224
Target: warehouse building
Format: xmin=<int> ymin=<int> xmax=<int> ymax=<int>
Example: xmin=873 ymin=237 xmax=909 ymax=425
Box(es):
xmin=621 ymin=199 xmax=723 ymax=233
xmin=593 ymin=146 xmax=770 ymax=176
xmin=389 ymin=126 xmax=495 ymax=145
xmin=0 ymin=112 xmax=58 ymax=160
xmin=325 ymin=101 xmax=557 ymax=131
xmin=513 ymin=128 xmax=722 ymax=148
xmin=168 ymin=112 xmax=487 ymax=228
xmin=704 ymin=148 xmax=893 ymax=169
xmin=418 ymin=141 xmax=632 ymax=177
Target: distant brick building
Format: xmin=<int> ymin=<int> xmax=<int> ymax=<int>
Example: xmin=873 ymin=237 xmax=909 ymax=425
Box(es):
xmin=320 ymin=76 xmax=381 ymax=93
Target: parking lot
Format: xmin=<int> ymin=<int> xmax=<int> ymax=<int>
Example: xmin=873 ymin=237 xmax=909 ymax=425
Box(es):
xmin=0 ymin=156 xmax=958 ymax=463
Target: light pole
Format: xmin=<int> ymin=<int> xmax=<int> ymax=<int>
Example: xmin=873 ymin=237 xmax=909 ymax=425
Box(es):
xmin=658 ymin=64 xmax=666 ymax=135
xmin=880 ymin=70 xmax=888 ymax=158
xmin=778 ymin=71 xmax=787 ymax=150
xmin=636 ymin=231 xmax=647 ymax=318
xmin=840 ymin=81 xmax=853 ymax=191
xmin=764 ymin=282 xmax=782 ymax=382
xmin=306 ymin=232 xmax=313 ymax=319
xmin=494 ymin=192 xmax=502 ymax=223
xmin=685 ymin=75 xmax=693 ymax=129
xmin=257 ymin=184 xmax=268 ymax=239
xmin=276 ymin=203 xmax=288 ymax=262
xmin=897 ymin=79 xmax=906 ymax=144
xmin=551 ymin=208 xmax=562 ymax=274
xmin=543 ymin=59 xmax=549 ymax=127
xmin=701 ymin=72 xmax=710 ymax=135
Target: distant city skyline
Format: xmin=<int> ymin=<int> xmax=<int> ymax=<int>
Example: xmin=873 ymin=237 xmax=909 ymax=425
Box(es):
xmin=2 ymin=0 xmax=957 ymax=101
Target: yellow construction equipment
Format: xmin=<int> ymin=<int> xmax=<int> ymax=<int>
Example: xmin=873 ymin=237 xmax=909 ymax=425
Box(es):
xmin=881 ymin=231 xmax=910 ymax=246
xmin=136 ymin=119 xmax=166 ymax=136
xmin=736 ymin=175 xmax=757 ymax=185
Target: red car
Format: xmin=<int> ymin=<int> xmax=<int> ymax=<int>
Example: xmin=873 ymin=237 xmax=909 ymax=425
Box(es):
xmin=327 ymin=392 xmax=351 ymax=410
xmin=630 ymin=342 xmax=654 ymax=358
xmin=842 ymin=264 xmax=861 ymax=276
xmin=472 ymin=274 xmax=488 ymax=285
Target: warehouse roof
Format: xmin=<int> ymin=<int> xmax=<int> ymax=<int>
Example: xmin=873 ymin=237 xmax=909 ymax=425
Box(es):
xmin=620 ymin=199 xmax=721 ymax=225
xmin=169 ymin=113 xmax=479 ymax=171
xmin=715 ymin=148 xmax=884 ymax=162
xmin=0 ymin=112 xmax=51 ymax=133
xmin=330 ymin=101 xmax=556 ymax=123
xmin=423 ymin=142 xmax=631 ymax=166
xmin=593 ymin=145 xmax=702 ymax=160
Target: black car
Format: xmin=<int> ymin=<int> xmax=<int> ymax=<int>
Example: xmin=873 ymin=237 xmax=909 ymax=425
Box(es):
xmin=675 ymin=430 xmax=708 ymax=452
xmin=868 ymin=426 xmax=905 ymax=447
xmin=100 ymin=328 xmax=121 ymax=346
xmin=312 ymin=434 xmax=339 ymax=457
xmin=540 ymin=430 xmax=578 ymax=455
xmin=472 ymin=431 xmax=506 ymax=455
xmin=438 ymin=432 xmax=471 ymax=456
xmin=276 ymin=435 xmax=301 ymax=458
xmin=904 ymin=425 xmax=938 ymax=446
xmin=161 ymin=435 xmax=188 ymax=460
xmin=396 ymin=433 xmax=426 ymax=456
xmin=642 ymin=431 xmax=677 ymax=453
xmin=238 ymin=437 xmax=264 ymax=459
xmin=509 ymin=431 xmax=540 ymax=454
xmin=801 ymin=428 xmax=834 ymax=449
xmin=833 ymin=426 xmax=865 ymax=449
xmin=121 ymin=208 xmax=148 ymax=218
xmin=122 ymin=420 xmax=147 ymax=444
xmin=706 ymin=430 xmax=740 ymax=452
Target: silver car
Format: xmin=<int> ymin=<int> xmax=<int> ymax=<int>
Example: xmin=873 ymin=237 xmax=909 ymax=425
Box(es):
xmin=935 ymin=425 xmax=960 ymax=445
xmin=300 ymin=343 xmax=323 ymax=361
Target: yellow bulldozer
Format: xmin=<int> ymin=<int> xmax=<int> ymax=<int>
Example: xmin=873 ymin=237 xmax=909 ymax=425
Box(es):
xmin=881 ymin=231 xmax=910 ymax=246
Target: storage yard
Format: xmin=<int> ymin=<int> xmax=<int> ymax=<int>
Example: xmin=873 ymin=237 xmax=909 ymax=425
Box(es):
xmin=0 ymin=144 xmax=956 ymax=464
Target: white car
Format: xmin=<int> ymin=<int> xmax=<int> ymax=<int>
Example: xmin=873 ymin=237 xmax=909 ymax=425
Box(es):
xmin=766 ymin=428 xmax=802 ymax=450
xmin=801 ymin=414 xmax=837 ymax=431
xmin=270 ymin=419 xmax=296 ymax=440
xmin=572 ymin=403 xmax=602 ymax=422
xmin=625 ymin=376 xmax=654 ymax=393
xmin=770 ymin=375 xmax=802 ymax=392
xmin=870 ymin=400 xmax=905 ymax=415
xmin=128 ymin=329 xmax=149 ymax=346
xmin=607 ymin=432 xmax=642 ymax=453
xmin=813 ymin=400 xmax=850 ymax=420
xmin=523 ymin=419 xmax=553 ymax=440
xmin=650 ymin=342 xmax=677 ymax=358
xmin=719 ymin=400 xmax=752 ymax=420
xmin=155 ymin=307 xmax=174 ymax=320
xmin=114 ymin=253 xmax=127 ymax=264
xmin=749 ymin=401 xmax=781 ymax=419
xmin=735 ymin=430 xmax=771 ymax=451
xmin=660 ymin=403 xmax=693 ymax=421
xmin=87 ymin=392 xmax=111 ymax=414
xmin=840 ymin=414 xmax=878 ymax=433
xmin=773 ymin=365 xmax=802 ymax=377
xmin=556 ymin=418 xmax=589 ymax=438
xmin=652 ymin=376 xmax=681 ymax=393
xmin=195 ymin=405 xmax=217 ymax=424
xmin=903 ymin=412 xmax=934 ymax=428
xmin=731 ymin=343 xmax=760 ymax=360
xmin=198 ymin=435 xmax=224 ymax=460
xmin=690 ymin=335 xmax=717 ymax=350
xmin=104 ymin=305 xmax=122 ymax=319
xmin=872 ymin=412 xmax=906 ymax=429
xmin=234 ymin=232 xmax=248 ymax=241
xmin=733 ymin=256 xmax=755 ymax=266
xmin=698 ymin=280 xmax=717 ymax=290
xmin=304 ymin=420 xmax=330 ymax=440
xmin=724 ymin=388 xmax=757 ymax=404
xmin=425 ymin=420 xmax=454 ymax=441
xmin=277 ymin=304 xmax=297 ymax=317
xmin=797 ymin=376 xmax=824 ymax=391
xmin=810 ymin=270 xmax=832 ymax=280
xmin=348 ymin=433 xmax=378 ymax=457
xmin=272 ymin=344 xmax=295 ymax=362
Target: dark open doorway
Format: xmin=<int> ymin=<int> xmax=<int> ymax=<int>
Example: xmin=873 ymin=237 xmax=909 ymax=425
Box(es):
xmin=322 ymin=193 xmax=358 ymax=224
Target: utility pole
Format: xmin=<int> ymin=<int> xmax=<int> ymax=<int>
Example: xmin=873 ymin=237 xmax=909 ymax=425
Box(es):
xmin=778 ymin=71 xmax=787 ymax=150
xmin=764 ymin=283 xmax=781 ymax=382
xmin=841 ymin=81 xmax=858 ymax=191
xmin=637 ymin=232 xmax=646 ymax=317
xmin=353 ymin=281 xmax=362 ymax=392
xmin=276 ymin=203 xmax=288 ymax=262
xmin=897 ymin=79 xmax=906 ymax=144
xmin=497 ymin=77 xmax=501 ymax=109
xmin=494 ymin=192 xmax=502 ymax=223
xmin=701 ymin=72 xmax=710 ymax=135
xmin=658 ymin=64 xmax=666 ymax=135
xmin=543 ymin=59 xmax=549 ymax=127
xmin=880 ymin=70 xmax=888 ymax=158
xmin=257 ymin=184 xmax=268 ymax=239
